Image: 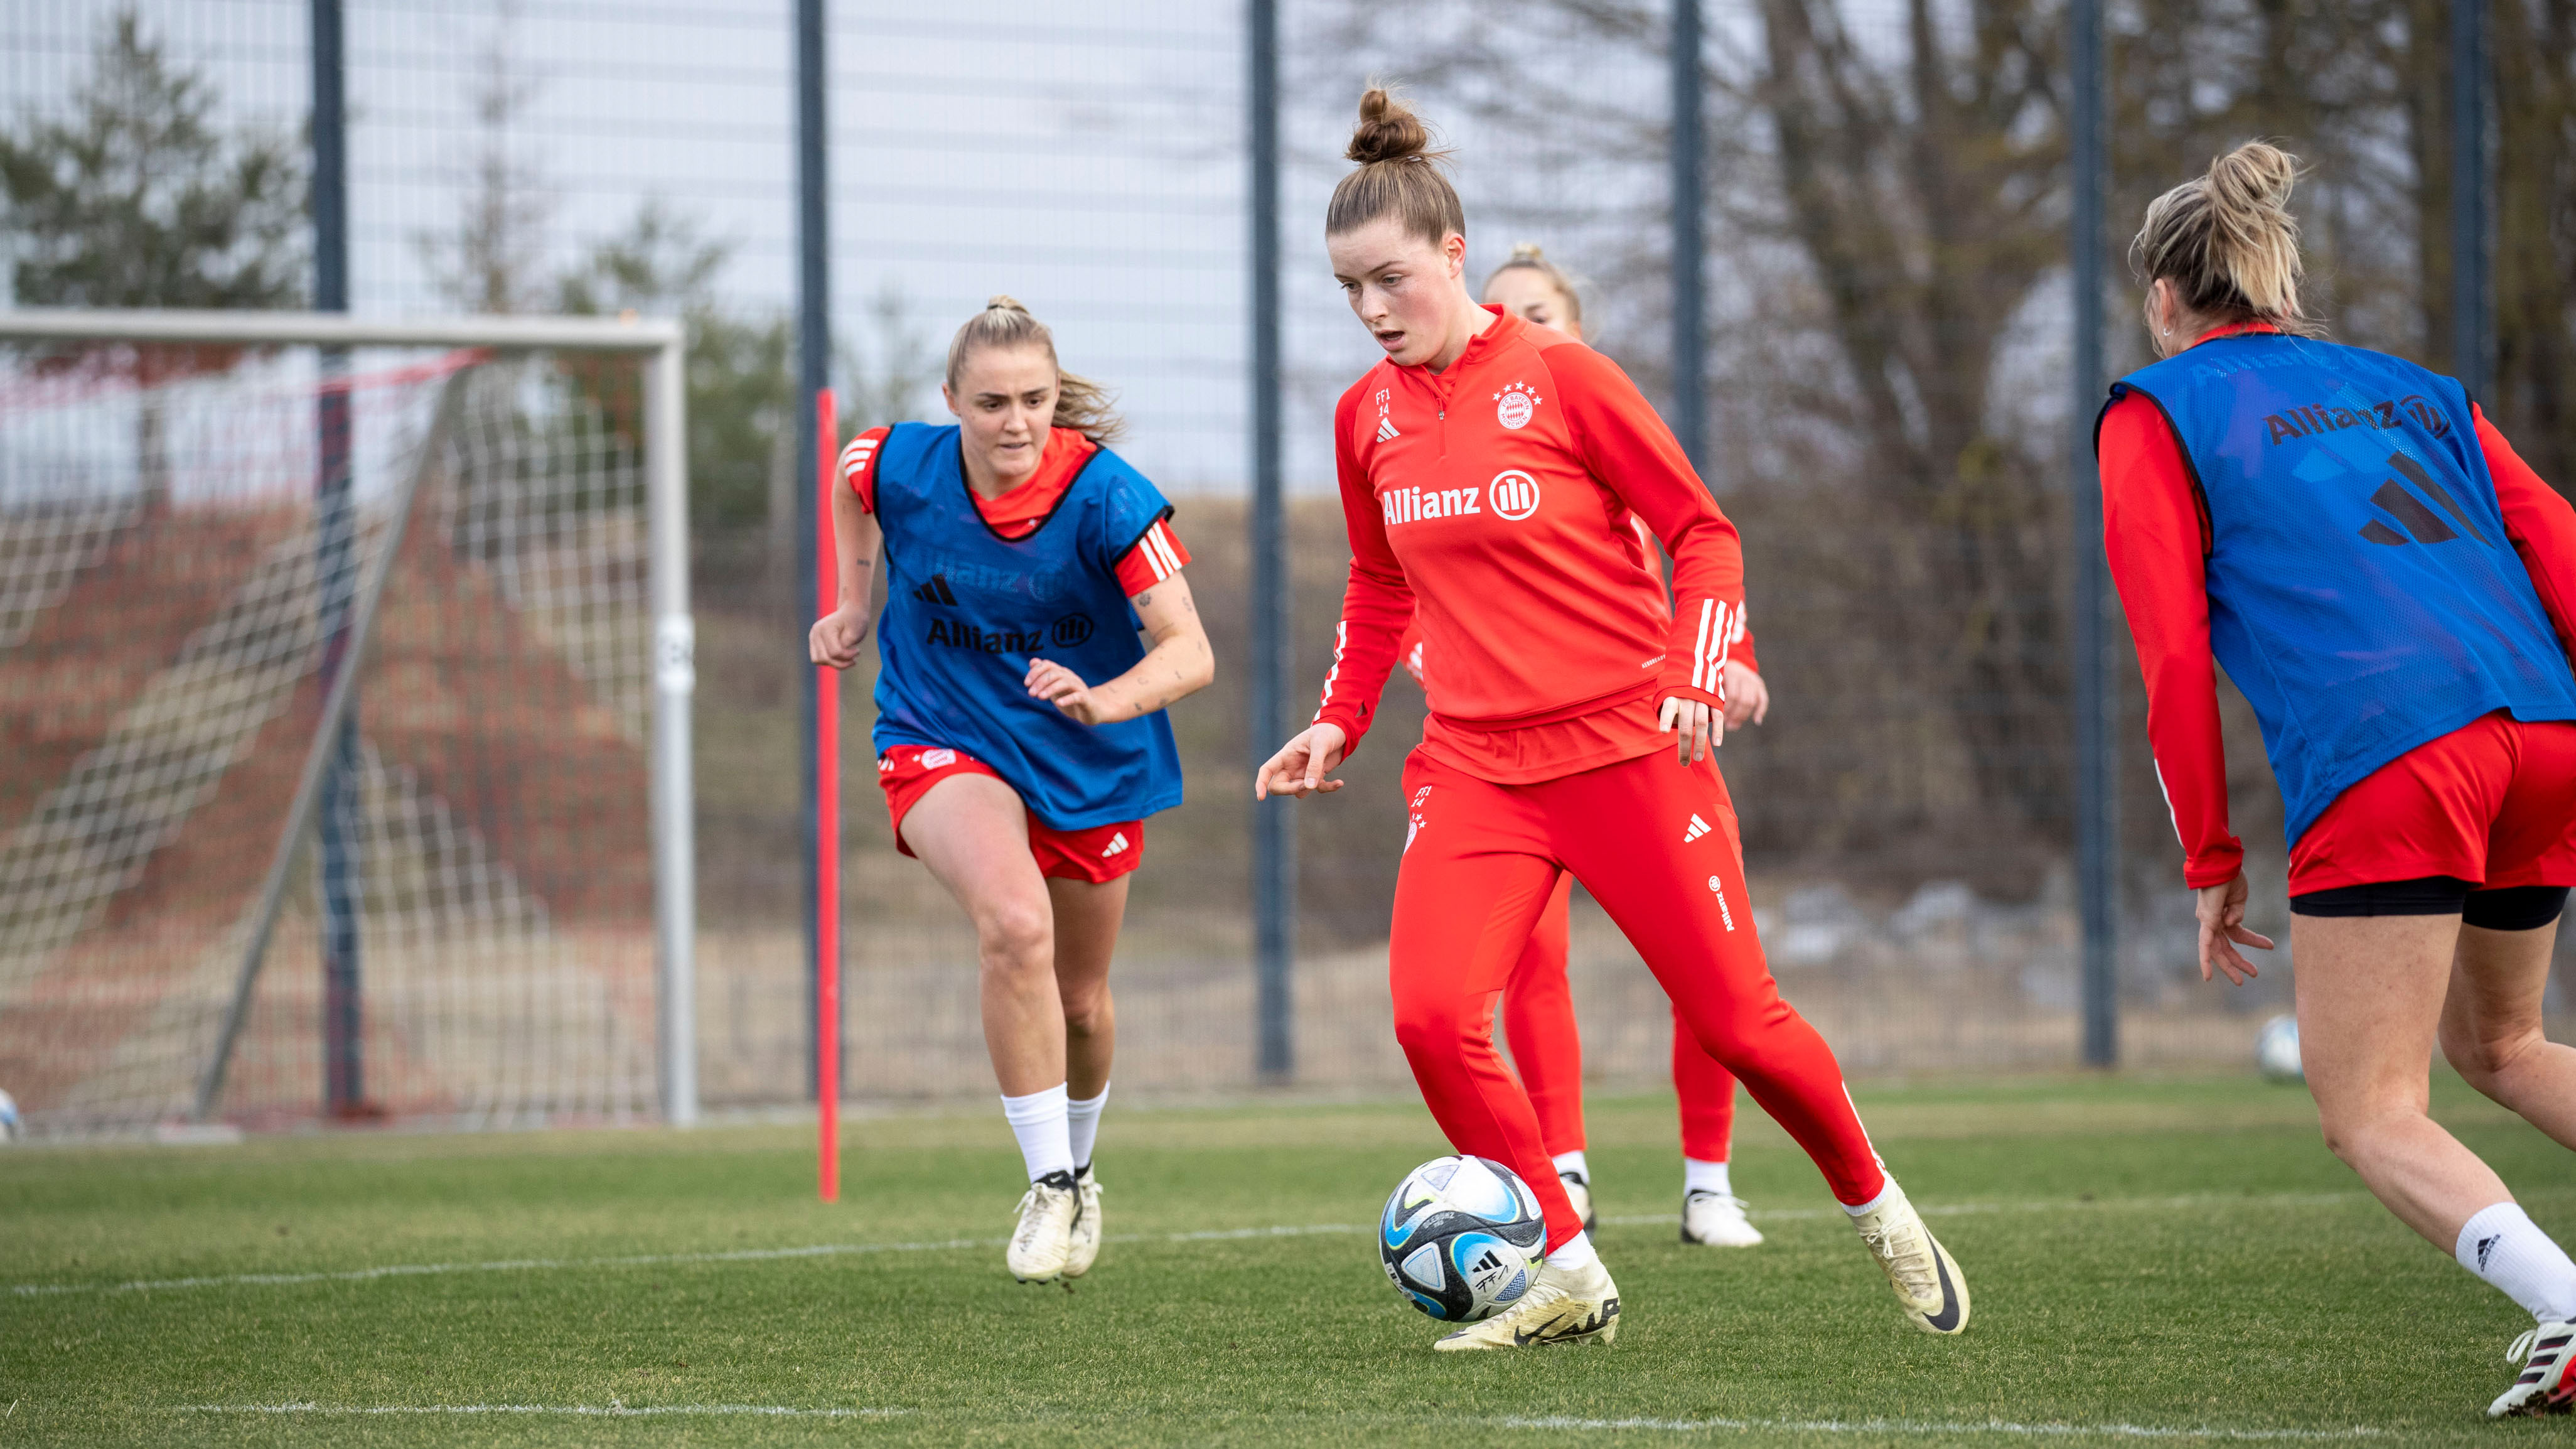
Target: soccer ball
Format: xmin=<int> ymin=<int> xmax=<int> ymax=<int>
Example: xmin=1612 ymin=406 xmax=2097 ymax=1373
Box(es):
xmin=0 ymin=1087 xmax=19 ymax=1142
xmin=2256 ymin=1015 xmax=2303 ymax=1082
xmin=1378 ymin=1155 xmax=1547 ymax=1322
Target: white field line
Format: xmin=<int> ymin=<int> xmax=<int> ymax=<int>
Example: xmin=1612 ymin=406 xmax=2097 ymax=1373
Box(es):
xmin=1498 ymin=1414 xmax=2386 ymax=1441
xmin=160 ymin=1406 xmax=2387 ymax=1439
xmin=12 ymin=1189 xmax=2370 ymax=1300
xmin=173 ymin=1403 xmax=904 ymax=1419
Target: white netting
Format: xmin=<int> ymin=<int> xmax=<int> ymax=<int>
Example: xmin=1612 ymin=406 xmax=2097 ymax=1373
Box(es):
xmin=0 ymin=344 xmax=661 ymax=1136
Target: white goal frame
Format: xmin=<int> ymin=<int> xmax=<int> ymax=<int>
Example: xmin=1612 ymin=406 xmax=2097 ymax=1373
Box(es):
xmin=0 ymin=307 xmax=699 ymax=1126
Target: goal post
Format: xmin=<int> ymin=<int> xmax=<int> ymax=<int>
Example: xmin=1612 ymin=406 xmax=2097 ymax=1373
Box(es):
xmin=0 ymin=308 xmax=697 ymax=1135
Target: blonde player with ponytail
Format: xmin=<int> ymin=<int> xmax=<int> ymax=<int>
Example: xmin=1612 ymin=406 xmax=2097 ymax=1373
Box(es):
xmin=2100 ymin=143 xmax=2576 ymax=1417
xmin=812 ymin=297 xmax=1213 ymax=1286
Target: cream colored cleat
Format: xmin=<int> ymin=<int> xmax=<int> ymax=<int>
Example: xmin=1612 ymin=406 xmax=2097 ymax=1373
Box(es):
xmin=1559 ymin=1172 xmax=1597 ymax=1234
xmin=1063 ymin=1166 xmax=1105 ymax=1279
xmin=2491 ymin=1322 xmax=2576 ymax=1418
xmin=1680 ymin=1190 xmax=1764 ymax=1247
xmin=1432 ymin=1256 xmax=1620 ymax=1351
xmin=1006 ymin=1170 xmax=1080 ymax=1283
xmin=1849 ymin=1181 xmax=1969 ymax=1334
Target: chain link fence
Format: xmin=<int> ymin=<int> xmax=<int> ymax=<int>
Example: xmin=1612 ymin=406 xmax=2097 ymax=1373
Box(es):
xmin=6 ymin=0 xmax=2573 ymax=1126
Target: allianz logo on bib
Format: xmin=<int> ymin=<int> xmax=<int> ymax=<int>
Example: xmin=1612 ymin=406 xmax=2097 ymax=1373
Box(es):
xmin=1382 ymin=470 xmax=1543 ymax=527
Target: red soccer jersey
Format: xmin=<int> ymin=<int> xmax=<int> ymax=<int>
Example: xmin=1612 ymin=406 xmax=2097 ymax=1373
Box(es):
xmin=1314 ymin=307 xmax=1748 ymax=784
xmin=2100 ymin=324 xmax=2576 ymax=887
xmin=841 ymin=424 xmax=1188 ymax=597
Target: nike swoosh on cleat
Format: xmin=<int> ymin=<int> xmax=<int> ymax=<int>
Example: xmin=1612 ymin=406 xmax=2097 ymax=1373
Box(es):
xmin=1920 ymin=1246 xmax=1963 ymax=1333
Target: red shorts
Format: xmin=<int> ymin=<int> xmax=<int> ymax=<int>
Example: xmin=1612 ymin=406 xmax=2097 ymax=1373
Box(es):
xmin=877 ymin=745 xmax=1144 ymax=885
xmin=2289 ymin=713 xmax=2576 ymax=897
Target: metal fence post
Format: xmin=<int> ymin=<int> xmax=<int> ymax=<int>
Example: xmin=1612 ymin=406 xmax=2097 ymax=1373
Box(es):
xmin=2452 ymin=0 xmax=2490 ymax=400
xmin=2070 ymin=0 xmax=2119 ymax=1067
xmin=1248 ymin=0 xmax=1294 ymax=1083
xmin=1671 ymin=0 xmax=1705 ymax=470
xmin=795 ymin=0 xmax=831 ymax=1105
xmin=308 ymin=0 xmax=368 ymax=1115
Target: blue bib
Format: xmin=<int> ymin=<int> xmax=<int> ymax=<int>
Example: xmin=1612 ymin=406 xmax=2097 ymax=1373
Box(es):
xmin=869 ymin=423 xmax=1184 ymax=829
xmin=2106 ymin=334 xmax=2576 ymax=847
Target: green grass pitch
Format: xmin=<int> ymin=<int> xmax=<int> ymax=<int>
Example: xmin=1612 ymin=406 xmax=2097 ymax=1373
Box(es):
xmin=6 ymin=1074 xmax=2575 ymax=1446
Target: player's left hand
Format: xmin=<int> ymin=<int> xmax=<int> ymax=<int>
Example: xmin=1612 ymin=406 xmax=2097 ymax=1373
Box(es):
xmin=1657 ymin=693 xmax=1722 ymax=764
xmin=2193 ymin=873 xmax=2274 ymax=985
xmin=1027 ymin=657 xmax=1116 ymax=725
xmin=1719 ymin=661 xmax=1769 ymax=729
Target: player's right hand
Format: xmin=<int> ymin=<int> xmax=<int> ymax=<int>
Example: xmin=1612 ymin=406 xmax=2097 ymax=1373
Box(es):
xmin=808 ymin=607 xmax=871 ymax=670
xmin=1255 ymin=723 xmax=1348 ymax=800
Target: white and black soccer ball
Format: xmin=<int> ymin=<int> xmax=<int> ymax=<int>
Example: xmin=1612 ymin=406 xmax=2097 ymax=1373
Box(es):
xmin=0 ymin=1087 xmax=19 ymax=1142
xmin=1378 ymin=1155 xmax=1546 ymax=1322
xmin=2256 ymin=1014 xmax=2303 ymax=1082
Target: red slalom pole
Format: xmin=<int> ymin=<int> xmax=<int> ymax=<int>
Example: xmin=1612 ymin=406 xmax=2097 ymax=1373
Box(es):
xmin=815 ymin=389 xmax=842 ymax=1204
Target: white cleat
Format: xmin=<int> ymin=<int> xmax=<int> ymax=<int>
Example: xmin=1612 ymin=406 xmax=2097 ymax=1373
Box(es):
xmin=2491 ymin=1322 xmax=2576 ymax=1418
xmin=1559 ymin=1172 xmax=1597 ymax=1234
xmin=1849 ymin=1181 xmax=1968 ymax=1334
xmin=1006 ymin=1170 xmax=1080 ymax=1284
xmin=1063 ymin=1165 xmax=1104 ymax=1279
xmin=1680 ymin=1190 xmax=1764 ymax=1247
xmin=1432 ymin=1256 xmax=1620 ymax=1351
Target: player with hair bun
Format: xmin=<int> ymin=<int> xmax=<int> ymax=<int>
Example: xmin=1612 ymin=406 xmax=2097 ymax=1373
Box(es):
xmin=1261 ymin=89 xmax=1970 ymax=1350
xmin=812 ymin=296 xmax=1213 ymax=1286
xmin=1393 ymin=242 xmax=1768 ymax=1250
xmin=2101 ymin=143 xmax=2576 ymax=1418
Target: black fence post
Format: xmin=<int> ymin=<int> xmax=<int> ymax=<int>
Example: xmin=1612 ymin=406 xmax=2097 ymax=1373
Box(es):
xmin=2070 ymin=0 xmax=2119 ymax=1068
xmin=2452 ymin=0 xmax=2490 ymax=400
xmin=310 ymin=0 xmax=365 ymax=1115
xmin=1248 ymin=0 xmax=1294 ymax=1082
xmin=1671 ymin=0 xmax=1705 ymax=470
xmin=795 ymin=0 xmax=830 ymax=1102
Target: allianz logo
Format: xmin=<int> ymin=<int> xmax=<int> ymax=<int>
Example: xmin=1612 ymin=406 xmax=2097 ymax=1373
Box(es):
xmin=1382 ymin=470 xmax=1543 ymax=527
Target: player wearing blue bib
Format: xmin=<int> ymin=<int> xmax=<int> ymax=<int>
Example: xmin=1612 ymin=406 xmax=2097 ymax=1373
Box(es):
xmin=810 ymin=297 xmax=1213 ymax=1286
xmin=2100 ymin=145 xmax=2576 ymax=1418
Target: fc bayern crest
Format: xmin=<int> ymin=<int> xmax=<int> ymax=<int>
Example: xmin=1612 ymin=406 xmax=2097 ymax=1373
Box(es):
xmin=1495 ymin=380 xmax=1541 ymax=430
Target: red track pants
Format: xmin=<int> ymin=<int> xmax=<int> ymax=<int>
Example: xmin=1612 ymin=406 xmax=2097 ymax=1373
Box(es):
xmin=1393 ymin=748 xmax=1884 ymax=1251
xmin=1500 ymin=878 xmax=1741 ymax=1164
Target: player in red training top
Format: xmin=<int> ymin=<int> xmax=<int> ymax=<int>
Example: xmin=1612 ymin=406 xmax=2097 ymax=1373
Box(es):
xmin=1399 ymin=244 xmax=1768 ymax=1249
xmin=1258 ymin=90 xmax=1968 ymax=1350
xmin=2102 ymin=145 xmax=2576 ymax=1419
xmin=811 ymin=298 xmax=1212 ymax=1286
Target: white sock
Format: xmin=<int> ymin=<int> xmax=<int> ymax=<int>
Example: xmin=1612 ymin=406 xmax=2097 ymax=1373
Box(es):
xmin=1551 ymin=1149 xmax=1590 ymax=1182
xmin=1683 ymin=1158 xmax=1732 ymax=1198
xmin=1842 ymin=1178 xmax=1899 ymax=1217
xmin=999 ymin=1084 xmax=1073 ymax=1183
xmin=1545 ymin=1229 xmax=1601 ymax=1273
xmin=1066 ymin=1083 xmax=1109 ymax=1172
xmin=2457 ymin=1202 xmax=2576 ymax=1322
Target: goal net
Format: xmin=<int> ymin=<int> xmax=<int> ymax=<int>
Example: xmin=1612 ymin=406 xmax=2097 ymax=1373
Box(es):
xmin=0 ymin=323 xmax=685 ymax=1138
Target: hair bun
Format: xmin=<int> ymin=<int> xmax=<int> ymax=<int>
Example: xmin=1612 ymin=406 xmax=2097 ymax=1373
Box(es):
xmin=2206 ymin=141 xmax=2299 ymax=212
xmin=985 ymin=294 xmax=1028 ymax=313
xmin=1508 ymin=242 xmax=1547 ymax=262
xmin=1347 ymin=87 xmax=1434 ymax=166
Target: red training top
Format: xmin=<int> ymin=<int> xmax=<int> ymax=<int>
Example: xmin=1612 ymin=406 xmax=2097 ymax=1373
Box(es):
xmin=1315 ymin=307 xmax=1748 ymax=784
xmin=2100 ymin=323 xmax=2576 ymax=888
xmin=843 ymin=424 xmax=1189 ymax=598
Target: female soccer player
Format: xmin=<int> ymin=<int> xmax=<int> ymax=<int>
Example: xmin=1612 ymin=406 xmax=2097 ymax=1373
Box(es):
xmin=1409 ymin=244 xmax=1768 ymax=1249
xmin=810 ymin=297 xmax=1212 ymax=1286
xmin=2100 ymin=143 xmax=2576 ymax=1418
xmin=1258 ymin=90 xmax=1968 ymax=1350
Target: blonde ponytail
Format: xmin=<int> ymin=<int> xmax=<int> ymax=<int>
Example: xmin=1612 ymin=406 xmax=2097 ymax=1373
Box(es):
xmin=2131 ymin=141 xmax=2320 ymax=337
xmin=1483 ymin=242 xmax=1583 ymax=328
xmin=943 ymin=294 xmax=1125 ymax=444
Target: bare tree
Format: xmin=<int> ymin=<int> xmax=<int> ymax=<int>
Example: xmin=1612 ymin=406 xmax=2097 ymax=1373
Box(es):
xmin=415 ymin=2 xmax=553 ymax=315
